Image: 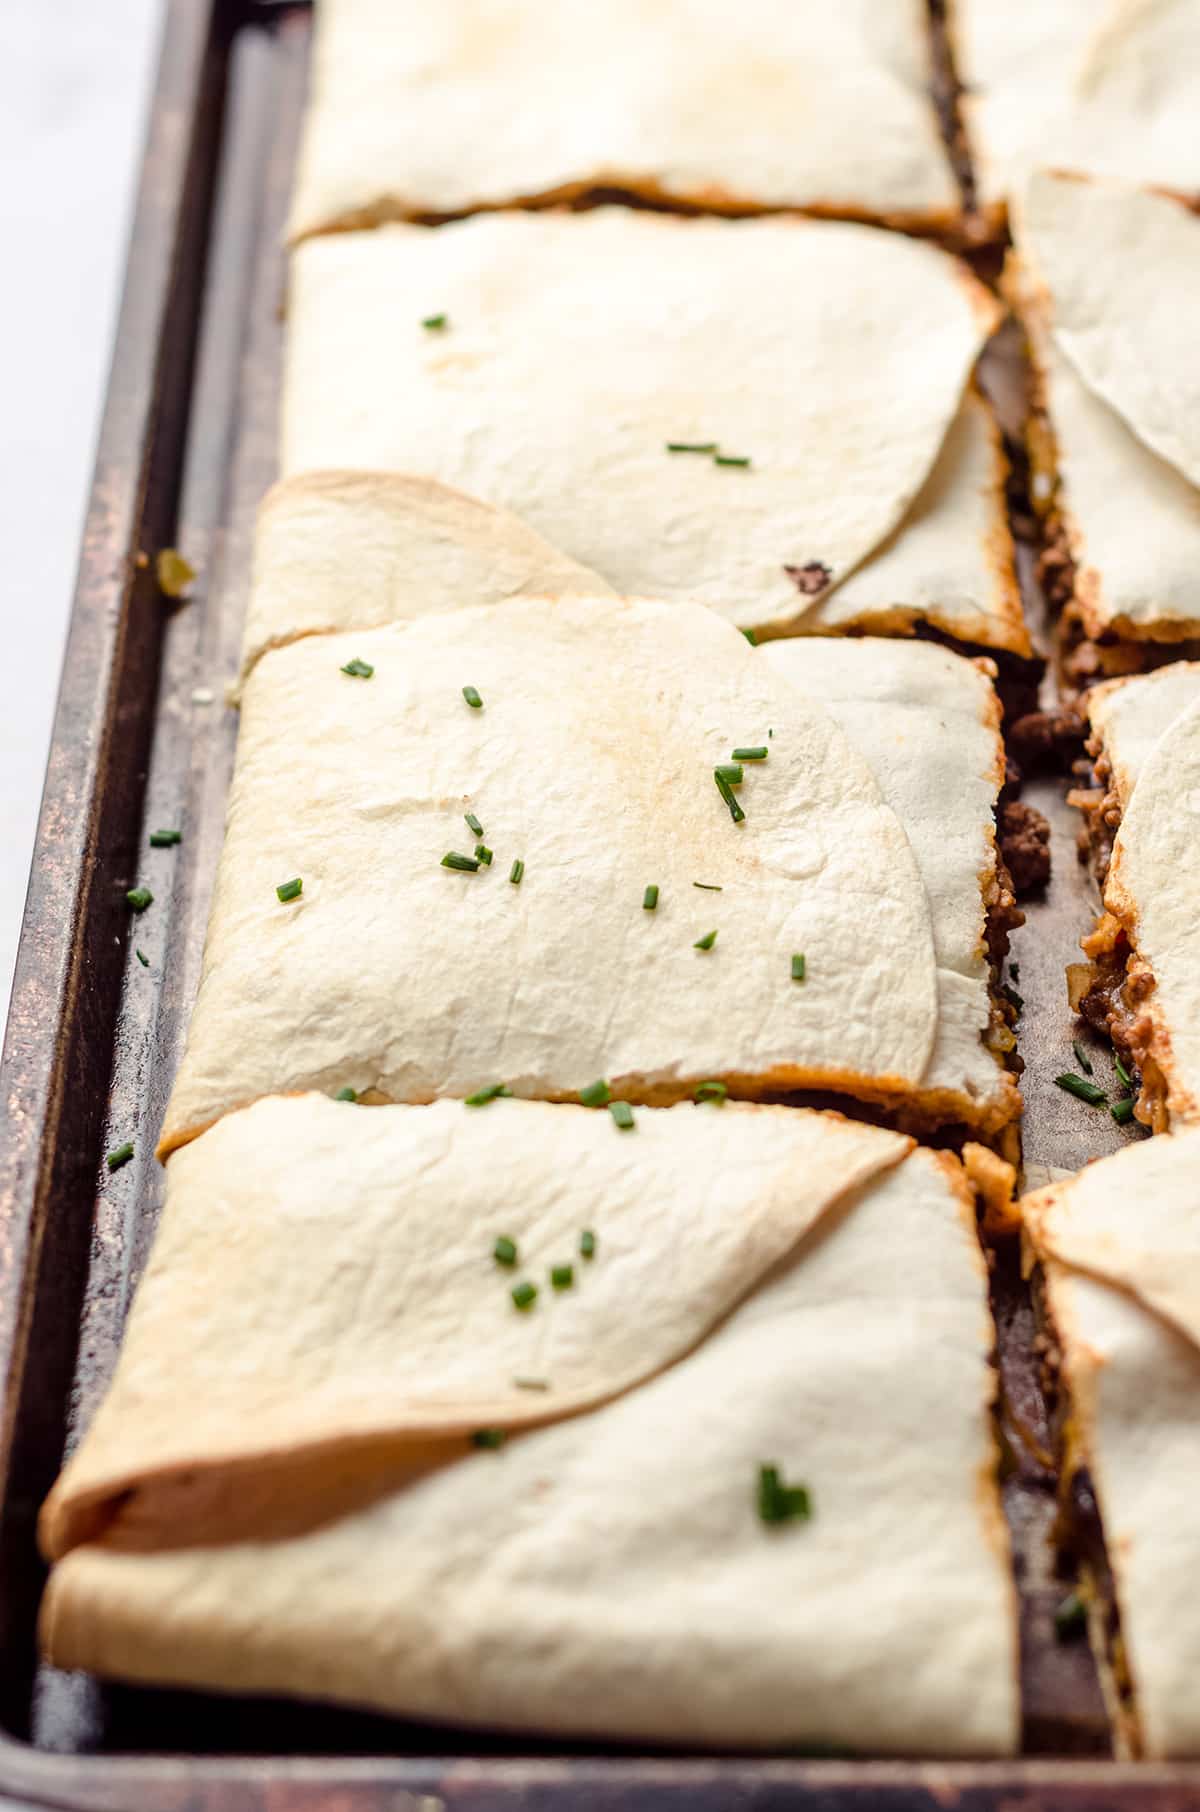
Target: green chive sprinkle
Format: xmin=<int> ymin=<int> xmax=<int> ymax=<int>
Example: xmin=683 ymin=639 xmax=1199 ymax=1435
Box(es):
xmin=550 ymin=1264 xmax=574 ymax=1291
xmin=1010 ymin=963 xmax=1020 ymax=984
xmin=1111 ymin=1097 xmax=1136 ymax=1125
xmin=1114 ymin=1053 xmax=1133 ymax=1091
xmin=609 ymin=1100 xmax=635 ymax=1131
xmin=275 ymin=877 xmax=302 ymax=903
xmin=441 ymin=851 xmax=480 ymax=872
xmin=757 ymin=1464 xmax=813 ymax=1527
xmin=1002 ymin=984 xmax=1024 ymax=1013
xmin=666 ymin=441 xmax=718 ymax=453
xmin=334 ymin=1087 xmax=358 ymax=1102
xmin=511 ymin=1281 xmax=538 ymax=1311
xmin=791 ymin=954 xmax=806 ymax=983
xmin=1072 ymin=1039 xmax=1094 ymax=1076
xmin=513 ymin=1376 xmax=549 ymax=1391
xmin=462 ymin=685 xmax=483 ymax=709
xmin=126 ymin=886 xmax=153 ymax=912
xmin=695 ymin=1080 xmax=728 ymax=1103
xmin=714 ymin=454 xmax=752 ymax=468
xmin=741 ymin=628 xmax=758 ymax=646
xmin=106 ymin=1142 xmax=134 ymax=1172
xmin=693 ymin=881 xmax=722 ymax=892
xmin=1054 ymin=1592 xmax=1087 ymax=1641
xmin=642 ymin=884 xmax=659 ymax=910
xmin=714 ymin=771 xmax=745 ymax=824
xmin=340 ymin=657 xmax=374 ymax=679
xmin=1054 ymin=1072 xmax=1108 ymax=1107
xmin=732 ymin=747 xmax=768 ymax=762
xmin=135 ymin=948 xmax=149 ymax=968
xmin=579 ymin=1079 xmax=611 ymax=1108
xmin=714 ymin=763 xmax=744 ymax=786
xmin=465 ymin=812 xmax=484 ymax=837
xmin=694 ymin=929 xmax=718 ymax=951
xmin=474 ymin=843 xmax=493 ymax=866
xmin=509 ymin=858 xmax=524 ymax=885
xmin=494 ymin=1235 xmax=518 ymax=1267
xmin=465 ymin=1083 xmax=511 ymax=1107
xmin=422 ymin=314 xmax=448 ymax=331
xmin=471 ymin=1428 xmax=506 ymax=1449
xmin=580 ymin=1229 xmax=596 ymax=1260
xmin=149 ymin=829 xmax=182 ymax=847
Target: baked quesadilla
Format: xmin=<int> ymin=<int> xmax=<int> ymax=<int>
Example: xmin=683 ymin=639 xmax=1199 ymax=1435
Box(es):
xmin=1010 ymin=171 xmax=1200 ymax=673
xmin=42 ymin=1095 xmax=1019 ymax=1754
xmin=287 ymin=0 xmax=962 ymax=241
xmin=282 ymin=210 xmax=1029 ymax=654
xmin=158 ymin=592 xmax=944 ymax=1155
xmin=948 ymin=0 xmax=1200 ymax=221
xmin=1022 ymin=1128 xmax=1200 ymax=1757
xmin=1068 ymin=663 xmax=1200 ymax=1131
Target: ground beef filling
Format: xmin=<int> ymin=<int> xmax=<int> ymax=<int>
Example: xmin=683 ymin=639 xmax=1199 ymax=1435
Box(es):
xmin=1068 ymin=742 xmax=1119 ymax=883
xmin=1068 ymin=913 xmax=1170 ymax=1133
xmin=1008 ymin=706 xmax=1086 ymax=778
xmin=999 ymin=799 xmax=1051 ymax=896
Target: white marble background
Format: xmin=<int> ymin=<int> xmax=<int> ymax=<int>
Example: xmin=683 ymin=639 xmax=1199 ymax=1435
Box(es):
xmin=0 ymin=0 xmax=163 ymax=1020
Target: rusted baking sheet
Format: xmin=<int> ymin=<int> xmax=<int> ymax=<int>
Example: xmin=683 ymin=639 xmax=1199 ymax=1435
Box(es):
xmin=0 ymin=0 xmax=1191 ymax=1804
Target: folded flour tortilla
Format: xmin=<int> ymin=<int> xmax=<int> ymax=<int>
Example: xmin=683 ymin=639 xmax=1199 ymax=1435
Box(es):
xmin=1022 ymin=1129 xmax=1200 ymax=1757
xmin=42 ymin=1095 xmax=1018 ymax=1753
xmin=763 ymin=638 xmax=1019 ymax=1132
xmin=949 ymin=0 xmax=1200 ymax=218
xmin=1011 ymin=171 xmax=1200 ymax=644
xmin=282 ymin=210 xmax=1027 ymax=652
xmin=159 ymin=593 xmax=941 ymax=1153
xmin=287 ymin=0 xmax=960 ymax=240
xmin=1070 ymin=666 xmax=1200 ymax=1130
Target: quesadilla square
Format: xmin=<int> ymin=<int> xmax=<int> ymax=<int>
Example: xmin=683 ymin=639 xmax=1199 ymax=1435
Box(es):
xmin=41 ymin=1095 xmax=1019 ymax=1755
xmin=948 ymin=0 xmax=1200 ymax=221
xmin=1010 ymin=172 xmax=1200 ymax=675
xmin=1068 ymin=662 xmax=1200 ymax=1132
xmin=159 ymin=592 xmax=947 ymax=1154
xmin=1022 ymin=1129 xmax=1200 ymax=1758
xmin=287 ymin=0 xmax=963 ymax=241
xmin=282 ymin=209 xmax=1030 ymax=655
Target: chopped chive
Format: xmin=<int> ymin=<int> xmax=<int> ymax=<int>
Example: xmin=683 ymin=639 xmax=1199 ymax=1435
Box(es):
xmin=465 ymin=1083 xmax=511 ymax=1107
xmin=513 ymin=1376 xmax=549 ymax=1391
xmin=471 ymin=1428 xmax=506 ymax=1449
xmin=693 ymin=881 xmax=722 ymax=892
xmin=791 ymin=954 xmax=806 ymax=983
xmin=493 ymin=1235 xmax=518 ymax=1267
xmin=106 ymin=1142 xmax=134 ymax=1173
xmin=422 ymin=313 xmax=449 ymax=331
xmin=579 ymin=1229 xmax=596 ymax=1260
xmin=340 ymin=657 xmax=374 ymax=678
xmin=550 ymin=1264 xmax=574 ymax=1291
xmin=741 ymin=628 xmax=757 ymax=646
xmin=609 ymin=1100 xmax=635 ymax=1131
xmin=465 ymin=812 xmax=484 ymax=837
xmin=714 ymin=771 xmax=745 ymax=824
xmin=732 ymin=747 xmax=768 ymax=762
xmin=1114 ymin=1053 xmax=1133 ymax=1091
xmin=511 ymin=1280 xmax=538 ymax=1311
xmin=509 ymin=858 xmax=524 ymax=885
xmin=1054 ymin=1591 xmax=1087 ymax=1641
xmin=462 ymin=685 xmax=483 ymax=709
xmin=714 ymin=763 xmax=744 ymax=786
xmin=1009 ymin=963 xmax=1020 ymax=984
xmin=714 ymin=453 xmax=752 ymax=468
xmin=1072 ymin=1039 xmax=1094 ymax=1076
xmin=666 ymin=440 xmax=718 ymax=453
xmin=1002 ymin=983 xmax=1024 ymax=1013
xmin=441 ymin=851 xmax=480 ymax=872
xmin=694 ymin=929 xmax=718 ymax=951
xmin=695 ymin=1080 xmax=728 ymax=1104
xmin=275 ymin=877 xmax=302 ymax=903
xmin=579 ymin=1079 xmax=611 ymax=1108
xmin=757 ymin=1464 xmax=813 ymax=1527
xmin=126 ymin=886 xmax=153 ymax=912
xmin=334 ymin=1086 xmax=358 ymax=1102
xmin=1111 ymin=1097 xmax=1136 ymax=1125
xmin=149 ymin=829 xmax=182 ymax=847
xmin=642 ymin=884 xmax=659 ymax=910
xmin=134 ymin=948 xmax=149 ymax=968
xmin=474 ymin=843 xmax=493 ymax=866
xmin=1054 ymin=1072 xmax=1108 ymax=1107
